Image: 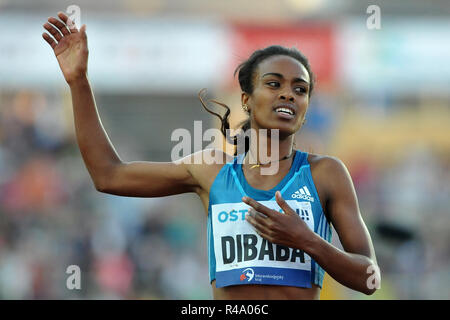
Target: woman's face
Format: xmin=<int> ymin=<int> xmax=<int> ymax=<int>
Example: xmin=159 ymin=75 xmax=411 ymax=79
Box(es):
xmin=243 ymin=55 xmax=311 ymax=138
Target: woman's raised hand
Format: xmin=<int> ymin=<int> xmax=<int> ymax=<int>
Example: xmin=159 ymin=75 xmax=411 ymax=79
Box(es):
xmin=42 ymin=12 xmax=88 ymax=85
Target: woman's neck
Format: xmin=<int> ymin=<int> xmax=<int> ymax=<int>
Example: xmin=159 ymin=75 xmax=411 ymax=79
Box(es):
xmin=243 ymin=131 xmax=295 ymax=175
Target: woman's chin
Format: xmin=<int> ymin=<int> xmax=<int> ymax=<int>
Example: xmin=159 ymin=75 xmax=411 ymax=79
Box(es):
xmin=253 ymin=118 xmax=301 ymax=137
xmin=264 ymin=126 xmax=298 ymax=139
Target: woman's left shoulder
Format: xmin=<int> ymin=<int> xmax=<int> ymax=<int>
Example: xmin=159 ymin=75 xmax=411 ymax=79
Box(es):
xmin=305 ymin=152 xmax=352 ymax=185
xmin=306 ymin=152 xmax=345 ymax=171
xmin=305 ymin=153 xmax=354 ymax=206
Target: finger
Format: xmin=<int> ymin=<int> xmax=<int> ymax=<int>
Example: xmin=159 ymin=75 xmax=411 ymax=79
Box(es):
xmin=58 ymin=12 xmax=78 ymax=32
xmin=247 ymin=208 xmax=273 ymax=231
xmin=42 ymin=32 xmax=57 ymax=49
xmin=275 ymin=191 xmax=295 ymax=215
xmin=246 ymin=215 xmax=273 ymax=240
xmin=253 ymin=209 xmax=268 ymax=219
xmin=79 ymin=24 xmax=87 ymax=39
xmin=242 ymin=196 xmax=276 ymax=218
xmin=248 ymin=208 xmax=271 ymax=225
xmin=48 ymin=17 xmax=70 ymax=36
xmin=43 ymin=22 xmax=63 ymax=42
xmin=254 ymin=226 xmax=274 ymax=243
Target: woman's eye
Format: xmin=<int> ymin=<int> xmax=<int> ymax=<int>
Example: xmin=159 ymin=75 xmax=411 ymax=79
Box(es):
xmin=266 ymin=81 xmax=280 ymax=87
xmin=295 ymin=87 xmax=307 ymax=94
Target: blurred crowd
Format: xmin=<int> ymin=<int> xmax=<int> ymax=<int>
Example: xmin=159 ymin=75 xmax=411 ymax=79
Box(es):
xmin=0 ymin=89 xmax=211 ymax=299
xmin=0 ymin=88 xmax=449 ymax=299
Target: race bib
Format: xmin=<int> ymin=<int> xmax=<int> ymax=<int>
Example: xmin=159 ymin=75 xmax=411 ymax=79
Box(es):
xmin=211 ymin=200 xmax=315 ymax=288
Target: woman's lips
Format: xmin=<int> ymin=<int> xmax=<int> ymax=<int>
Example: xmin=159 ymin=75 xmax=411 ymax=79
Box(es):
xmin=274 ymin=109 xmax=295 ymax=120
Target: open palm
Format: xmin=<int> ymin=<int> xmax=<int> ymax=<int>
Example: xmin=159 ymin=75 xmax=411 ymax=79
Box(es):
xmin=42 ymin=12 xmax=88 ymax=84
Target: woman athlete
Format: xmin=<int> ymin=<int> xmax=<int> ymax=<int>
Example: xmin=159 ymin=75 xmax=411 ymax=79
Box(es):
xmin=42 ymin=12 xmax=380 ymax=300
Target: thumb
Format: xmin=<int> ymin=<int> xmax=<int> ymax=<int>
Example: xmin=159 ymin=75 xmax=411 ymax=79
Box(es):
xmin=275 ymin=191 xmax=294 ymax=215
xmin=80 ymin=24 xmax=87 ymax=38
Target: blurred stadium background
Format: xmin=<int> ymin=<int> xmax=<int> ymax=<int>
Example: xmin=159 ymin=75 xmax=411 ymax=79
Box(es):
xmin=0 ymin=0 xmax=449 ymax=299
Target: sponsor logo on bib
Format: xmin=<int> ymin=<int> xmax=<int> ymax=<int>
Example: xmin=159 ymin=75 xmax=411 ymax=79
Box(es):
xmin=240 ymin=268 xmax=254 ymax=282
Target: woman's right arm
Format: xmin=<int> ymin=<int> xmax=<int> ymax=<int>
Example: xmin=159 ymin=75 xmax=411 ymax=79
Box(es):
xmin=43 ymin=12 xmax=199 ymax=197
xmin=69 ymin=78 xmax=199 ymax=197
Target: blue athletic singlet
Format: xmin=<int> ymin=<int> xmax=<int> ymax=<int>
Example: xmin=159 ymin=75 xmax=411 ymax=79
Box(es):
xmin=207 ymin=150 xmax=332 ymax=288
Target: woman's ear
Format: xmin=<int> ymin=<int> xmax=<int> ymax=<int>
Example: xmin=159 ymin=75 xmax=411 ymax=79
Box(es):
xmin=241 ymin=92 xmax=250 ymax=112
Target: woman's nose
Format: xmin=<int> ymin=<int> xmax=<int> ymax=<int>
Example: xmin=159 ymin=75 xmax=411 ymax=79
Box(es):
xmin=279 ymin=92 xmax=295 ymax=102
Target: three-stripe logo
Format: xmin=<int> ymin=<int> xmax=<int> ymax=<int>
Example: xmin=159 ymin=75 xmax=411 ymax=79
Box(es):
xmin=291 ymin=186 xmax=314 ymax=202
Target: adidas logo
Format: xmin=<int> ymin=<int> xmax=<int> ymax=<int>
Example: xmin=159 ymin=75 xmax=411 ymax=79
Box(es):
xmin=292 ymin=186 xmax=314 ymax=202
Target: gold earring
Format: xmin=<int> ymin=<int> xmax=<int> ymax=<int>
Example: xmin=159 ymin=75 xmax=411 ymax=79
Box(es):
xmin=242 ymin=104 xmax=249 ymax=112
